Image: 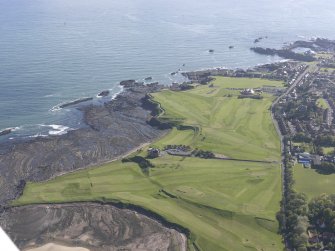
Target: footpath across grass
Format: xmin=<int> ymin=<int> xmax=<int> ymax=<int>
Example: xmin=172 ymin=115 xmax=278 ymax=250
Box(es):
xmin=15 ymin=77 xmax=284 ymax=251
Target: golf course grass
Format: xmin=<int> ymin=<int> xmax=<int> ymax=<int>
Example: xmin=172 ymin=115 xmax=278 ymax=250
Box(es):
xmin=294 ymin=163 xmax=335 ymax=199
xmin=151 ymin=77 xmax=282 ymax=161
xmin=15 ymin=77 xmax=284 ymax=251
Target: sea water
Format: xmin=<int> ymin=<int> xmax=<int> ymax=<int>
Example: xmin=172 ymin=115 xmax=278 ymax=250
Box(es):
xmin=0 ymin=0 xmax=334 ymax=140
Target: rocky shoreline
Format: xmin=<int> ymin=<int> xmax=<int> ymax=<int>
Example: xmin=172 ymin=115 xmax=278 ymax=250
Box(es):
xmin=0 ymin=80 xmax=191 ymax=250
xmin=0 ymin=81 xmax=167 ymax=207
xmin=250 ymin=37 xmax=335 ymax=62
xmin=250 ymin=47 xmax=316 ymax=62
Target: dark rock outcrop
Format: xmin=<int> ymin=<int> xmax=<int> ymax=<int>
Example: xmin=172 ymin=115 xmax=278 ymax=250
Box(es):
xmin=250 ymin=47 xmax=316 ymax=62
xmin=0 ymin=129 xmax=12 ymax=137
xmin=0 ymin=203 xmax=186 ymax=251
xmin=59 ymin=97 xmax=93 ymax=108
xmin=119 ymin=79 xmax=144 ymax=88
xmin=182 ymin=71 xmax=213 ymax=84
xmin=97 ymin=90 xmax=110 ymax=97
xmin=288 ymin=38 xmax=335 ymax=52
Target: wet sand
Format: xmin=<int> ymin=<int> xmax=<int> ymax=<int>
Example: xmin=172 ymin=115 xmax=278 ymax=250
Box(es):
xmin=25 ymin=243 xmax=89 ymax=251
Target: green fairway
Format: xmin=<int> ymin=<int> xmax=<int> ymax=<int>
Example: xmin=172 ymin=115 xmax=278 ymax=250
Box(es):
xmin=152 ymin=77 xmax=282 ymax=161
xmin=16 ymin=77 xmax=284 ymax=251
xmin=294 ymin=164 xmax=335 ymax=199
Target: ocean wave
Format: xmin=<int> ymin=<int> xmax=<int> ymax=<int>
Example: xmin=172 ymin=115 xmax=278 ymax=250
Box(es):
xmin=44 ymin=94 xmax=55 ymax=97
xmin=50 ymin=105 xmax=62 ymax=112
xmin=37 ymin=124 xmax=72 ymax=136
xmin=11 ymin=126 xmax=21 ymax=131
xmin=48 ymin=124 xmax=71 ymax=136
xmin=96 ymin=86 xmax=124 ymax=99
xmin=112 ymin=87 xmax=123 ymax=99
xmin=28 ymin=133 xmax=48 ymax=138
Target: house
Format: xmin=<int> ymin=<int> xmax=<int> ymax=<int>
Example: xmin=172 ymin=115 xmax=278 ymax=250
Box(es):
xmin=308 ymin=235 xmax=319 ymax=244
xmin=240 ymin=88 xmax=255 ymax=95
xmin=312 ymin=155 xmax=321 ymax=166
xmin=297 ymin=152 xmax=312 ymax=164
xmin=321 ymin=232 xmax=335 ymax=241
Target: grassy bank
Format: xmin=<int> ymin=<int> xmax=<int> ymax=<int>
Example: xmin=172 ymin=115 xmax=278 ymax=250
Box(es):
xmin=15 ymin=77 xmax=284 ymax=250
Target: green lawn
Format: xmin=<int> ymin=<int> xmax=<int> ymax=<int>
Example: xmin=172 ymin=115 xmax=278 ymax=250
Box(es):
xmin=15 ymin=77 xmax=284 ymax=251
xmin=294 ymin=164 xmax=335 ymax=199
xmin=322 ymin=147 xmax=335 ymax=155
xmin=316 ymin=98 xmax=330 ymax=109
xmin=320 ymin=67 xmax=335 ymax=73
xmin=316 ymin=53 xmax=334 ymax=59
xmin=292 ymin=142 xmax=314 ymax=153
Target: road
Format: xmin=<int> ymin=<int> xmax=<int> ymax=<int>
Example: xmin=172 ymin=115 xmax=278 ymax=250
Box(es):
xmin=273 ymin=65 xmax=310 ymax=107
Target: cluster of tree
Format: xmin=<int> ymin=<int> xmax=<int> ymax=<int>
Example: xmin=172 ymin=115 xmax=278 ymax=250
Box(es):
xmin=122 ymin=156 xmax=154 ymax=175
xmin=179 ymin=83 xmax=195 ymax=91
xmin=293 ymin=132 xmax=312 ymax=143
xmin=285 ymin=193 xmax=309 ymax=250
xmin=314 ymin=162 xmax=335 ymax=174
xmin=309 ymin=194 xmax=335 ymax=232
xmin=277 ymin=140 xmax=335 ymax=250
xmin=308 ymin=194 xmax=335 ymax=250
xmin=314 ymin=135 xmax=335 ymax=147
xmin=284 ymin=99 xmax=318 ymax=121
xmin=163 ymin=144 xmax=191 ymax=151
xmin=192 ymin=149 xmax=215 ymax=159
xmin=277 ymin=143 xmax=310 ymax=250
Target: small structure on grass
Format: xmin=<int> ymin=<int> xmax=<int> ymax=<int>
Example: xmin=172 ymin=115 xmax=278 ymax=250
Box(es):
xmin=147 ymin=148 xmax=160 ymax=158
xmin=297 ymin=152 xmax=312 ymax=164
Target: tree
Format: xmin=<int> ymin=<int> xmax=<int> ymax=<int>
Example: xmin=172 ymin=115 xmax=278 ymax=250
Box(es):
xmin=309 ymin=194 xmax=335 ymax=231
